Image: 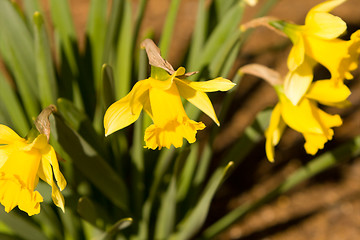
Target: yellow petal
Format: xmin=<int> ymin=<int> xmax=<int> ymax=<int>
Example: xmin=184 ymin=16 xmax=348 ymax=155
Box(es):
xmin=175 ymin=79 xmax=220 ymax=125
xmin=104 ymin=88 xmax=144 ymax=136
xmin=0 ymin=124 xmax=23 ymax=145
xmin=265 ymin=104 xmax=285 ymax=162
xmin=287 ymin=32 xmax=305 ymax=71
xmin=51 ymin=181 xmax=65 ymax=212
xmin=41 ymin=145 xmax=67 ymax=191
xmin=177 ymin=77 xmax=235 ymax=92
xmin=306 ymin=80 xmax=351 ymax=104
xmin=303 ymin=30 xmax=360 ymax=83
xmin=24 ymin=134 xmax=48 ymax=151
xmin=303 ymin=132 xmax=329 ymax=155
xmin=307 ymin=0 xmax=346 ymax=14
xmin=280 ymin=97 xmax=323 ymax=134
xmin=305 ymin=12 xmax=346 ymax=39
xmin=284 ymin=60 xmax=313 ymax=105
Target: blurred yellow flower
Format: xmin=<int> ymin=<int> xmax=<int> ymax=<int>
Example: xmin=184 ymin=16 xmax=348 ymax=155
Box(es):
xmin=0 ymin=124 xmax=66 ymax=216
xmin=271 ymin=0 xmax=360 ymax=84
xmin=104 ymin=67 xmax=235 ymax=150
xmin=266 ymin=79 xmax=350 ymax=162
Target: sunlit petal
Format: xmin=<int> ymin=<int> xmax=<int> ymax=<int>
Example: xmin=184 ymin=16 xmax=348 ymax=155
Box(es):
xmin=177 ymin=77 xmax=235 ymax=92
xmin=175 ymin=79 xmax=220 ymax=125
xmin=0 ymin=124 xmax=23 ymax=145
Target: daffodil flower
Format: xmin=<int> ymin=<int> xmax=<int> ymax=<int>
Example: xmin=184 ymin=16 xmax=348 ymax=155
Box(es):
xmin=270 ymin=0 xmax=360 ymax=84
xmin=104 ymin=67 xmax=235 ymax=149
xmin=0 ymin=124 xmax=66 ymax=216
xmin=240 ymin=63 xmax=350 ymax=162
xmin=266 ymin=80 xmax=350 ymax=161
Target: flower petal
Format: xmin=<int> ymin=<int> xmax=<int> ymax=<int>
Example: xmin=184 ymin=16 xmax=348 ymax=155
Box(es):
xmin=305 ymin=12 xmax=346 ymax=39
xmin=0 ymin=124 xmax=23 ymax=145
xmin=177 ymin=77 xmax=235 ymax=92
xmin=284 ymin=60 xmax=314 ymax=106
xmin=51 ymin=181 xmax=65 ymax=212
xmin=306 ymin=80 xmax=351 ymax=104
xmin=175 ymin=79 xmax=220 ymax=125
xmin=307 ymin=0 xmax=346 ymax=14
xmin=265 ymin=104 xmax=285 ymax=162
xmin=287 ymin=32 xmax=305 ymax=71
xmin=104 ymin=89 xmax=143 ymax=136
xmin=42 ymin=145 xmax=66 ymax=191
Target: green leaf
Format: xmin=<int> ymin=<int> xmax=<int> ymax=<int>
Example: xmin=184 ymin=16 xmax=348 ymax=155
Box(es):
xmin=50 ymin=115 xmax=129 ymax=211
xmin=170 ymin=162 xmax=234 ymax=240
xmin=187 ymin=0 xmax=208 ymax=71
xmin=0 ymin=0 xmax=39 ymax=119
xmin=114 ymin=0 xmax=133 ymax=99
xmin=94 ymin=218 xmax=133 ymax=240
xmin=86 ymin=0 xmax=108 ymax=92
xmin=0 ymin=73 xmax=29 ymax=136
xmin=159 ymin=0 xmax=182 ymax=58
xmin=57 ymin=98 xmax=107 ymax=158
xmin=0 ymin=212 xmax=47 ymax=240
xmin=33 ymin=12 xmax=58 ymax=108
xmin=194 ymin=2 xmax=245 ymax=71
xmin=49 ymin=0 xmax=78 ymax=75
xmin=101 ymin=64 xmax=116 ymax=109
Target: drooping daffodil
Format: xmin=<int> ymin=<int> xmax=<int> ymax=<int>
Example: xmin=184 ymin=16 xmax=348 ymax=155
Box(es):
xmin=240 ymin=63 xmax=351 ymax=162
xmin=270 ymin=0 xmax=360 ymax=84
xmin=0 ymin=106 xmax=66 ymax=216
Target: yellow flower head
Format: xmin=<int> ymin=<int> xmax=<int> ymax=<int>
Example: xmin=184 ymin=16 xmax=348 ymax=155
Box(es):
xmin=240 ymin=63 xmax=350 ymax=162
xmin=266 ymin=75 xmax=350 ymax=162
xmin=271 ymin=0 xmax=360 ymax=84
xmin=104 ymin=67 xmax=235 ymax=150
xmin=0 ymin=125 xmax=66 ymax=216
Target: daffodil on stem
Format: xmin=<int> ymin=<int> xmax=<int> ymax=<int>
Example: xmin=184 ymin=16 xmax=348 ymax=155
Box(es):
xmin=240 ymin=63 xmax=351 ymax=162
xmin=104 ymin=39 xmax=235 ymax=150
xmin=241 ymin=0 xmax=360 ymax=85
xmin=0 ymin=105 xmax=66 ymax=216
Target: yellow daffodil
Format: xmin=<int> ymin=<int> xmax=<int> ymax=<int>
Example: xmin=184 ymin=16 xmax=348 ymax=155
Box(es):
xmin=265 ymin=80 xmax=350 ymax=161
xmin=240 ymin=63 xmax=350 ymax=162
xmin=0 ymin=124 xmax=66 ymax=216
xmin=270 ymin=0 xmax=360 ymax=84
xmin=104 ymin=67 xmax=235 ymax=150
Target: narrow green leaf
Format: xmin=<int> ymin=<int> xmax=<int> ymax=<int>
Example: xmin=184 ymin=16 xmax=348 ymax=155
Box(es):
xmin=159 ymin=0 xmax=182 ymax=58
xmin=194 ymin=2 xmax=245 ymax=71
xmin=202 ymin=135 xmax=360 ymax=238
xmin=154 ymin=176 xmax=177 ymax=240
xmin=50 ymin=115 xmax=129 ymax=211
xmin=171 ymin=162 xmax=234 ymax=240
xmin=101 ymin=64 xmax=116 ymax=109
xmin=57 ymin=98 xmax=107 ymax=158
xmin=86 ymin=0 xmax=108 ymax=92
xmin=0 ymin=212 xmax=47 ymax=240
xmin=214 ymin=0 xmax=237 ymax=19
xmin=94 ymin=218 xmax=133 ymax=240
xmin=33 ymin=12 xmax=58 ymax=108
xmin=103 ymin=0 xmax=124 ymax=64
xmin=77 ymin=197 xmax=110 ymax=230
xmin=187 ymin=0 xmax=208 ymax=71
xmin=49 ymin=0 xmax=78 ymax=75
xmin=176 ymin=143 xmax=199 ymax=201
xmin=0 ymin=73 xmax=29 ymax=136
xmin=114 ymin=0 xmax=133 ymax=99
xmin=0 ymin=0 xmax=39 ymax=119
xmin=208 ymin=30 xmax=241 ymax=77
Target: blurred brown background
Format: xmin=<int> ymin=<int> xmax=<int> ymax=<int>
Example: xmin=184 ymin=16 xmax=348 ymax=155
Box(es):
xmin=25 ymin=0 xmax=360 ymax=239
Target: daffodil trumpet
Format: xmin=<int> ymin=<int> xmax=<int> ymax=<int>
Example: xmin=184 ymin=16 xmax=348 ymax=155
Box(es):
xmin=104 ymin=39 xmax=235 ymax=150
xmin=0 ymin=105 xmax=66 ymax=216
